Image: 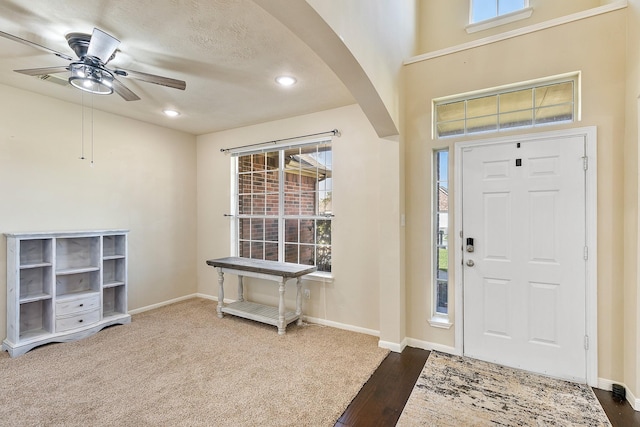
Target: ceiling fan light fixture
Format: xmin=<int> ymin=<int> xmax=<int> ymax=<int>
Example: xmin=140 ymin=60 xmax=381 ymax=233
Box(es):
xmin=68 ymin=62 xmax=114 ymax=95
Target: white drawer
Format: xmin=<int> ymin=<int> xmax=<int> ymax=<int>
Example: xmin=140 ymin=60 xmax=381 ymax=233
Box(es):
xmin=56 ymin=309 xmax=100 ymax=332
xmin=56 ymin=294 xmax=100 ymax=316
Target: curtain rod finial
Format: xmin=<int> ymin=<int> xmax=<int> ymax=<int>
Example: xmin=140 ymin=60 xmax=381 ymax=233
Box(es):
xmin=333 ymin=129 xmax=341 ymax=137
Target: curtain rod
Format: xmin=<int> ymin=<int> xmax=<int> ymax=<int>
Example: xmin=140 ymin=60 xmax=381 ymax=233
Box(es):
xmin=220 ymin=129 xmax=340 ymax=153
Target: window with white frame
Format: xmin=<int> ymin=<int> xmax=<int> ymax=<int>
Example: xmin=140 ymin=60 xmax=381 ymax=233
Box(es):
xmin=471 ymin=0 xmax=528 ymax=23
xmin=232 ymin=140 xmax=332 ymax=273
xmin=434 ymin=73 xmax=579 ymax=139
xmin=433 ymin=149 xmax=449 ymax=318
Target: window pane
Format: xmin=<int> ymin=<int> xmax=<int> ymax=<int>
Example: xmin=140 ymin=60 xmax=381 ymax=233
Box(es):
xmin=499 ymin=89 xmax=532 ymax=113
xmin=265 ymin=243 xmax=278 ymax=261
xmin=300 ymin=219 xmax=314 ymax=245
xmin=467 ymin=95 xmax=497 ymax=119
xmin=316 ymin=245 xmax=331 ymax=273
xmin=436 ymin=101 xmax=465 ymax=122
xmin=251 ymin=194 xmax=265 ymax=215
xmin=434 ymin=150 xmax=448 ymax=315
xmin=299 ymin=245 xmax=315 ymax=266
xmin=467 ymin=116 xmax=497 ymax=134
xmin=437 ymin=120 xmax=465 ymax=138
xmin=472 ymin=0 xmax=497 ymax=22
xmin=499 ymin=0 xmax=525 ymax=15
xmin=319 ymin=191 xmax=332 ymax=215
xmin=535 ymin=82 xmax=573 ymax=108
xmin=251 ymin=242 xmax=264 ymax=260
xmin=499 ymin=110 xmax=533 ymax=129
xmin=301 ymin=191 xmax=315 ymax=215
xmin=316 ymin=220 xmax=331 ymax=245
xmin=436 ymin=280 xmax=448 ymax=313
xmin=250 ymin=218 xmax=264 ymax=241
xmin=285 ymin=219 xmax=299 ymax=243
xmin=535 ymin=104 xmax=573 ymax=124
xmin=239 ymin=241 xmax=250 ymax=258
xmin=284 ymin=192 xmax=300 ymax=216
xmin=239 ymin=218 xmax=250 ymax=240
xmin=285 ymin=243 xmax=298 ymax=263
xmin=265 ymin=219 xmax=278 ymax=242
xmin=238 ymin=194 xmax=251 ymax=215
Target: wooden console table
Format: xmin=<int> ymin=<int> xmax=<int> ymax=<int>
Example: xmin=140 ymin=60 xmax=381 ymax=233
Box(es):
xmin=205 ymin=257 xmax=317 ymax=334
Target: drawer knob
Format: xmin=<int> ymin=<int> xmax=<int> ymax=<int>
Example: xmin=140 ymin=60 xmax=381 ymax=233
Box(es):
xmin=78 ymin=319 xmax=83 ymax=323
xmin=79 ymin=303 xmax=84 ymax=307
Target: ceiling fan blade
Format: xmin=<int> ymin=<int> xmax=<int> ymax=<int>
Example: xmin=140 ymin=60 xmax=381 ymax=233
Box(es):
xmin=115 ymin=68 xmax=186 ymax=90
xmin=14 ymin=66 xmax=69 ymax=76
xmin=112 ymin=78 xmax=141 ymax=101
xmin=86 ymin=28 xmax=120 ymax=63
xmin=0 ymin=29 xmax=74 ymax=61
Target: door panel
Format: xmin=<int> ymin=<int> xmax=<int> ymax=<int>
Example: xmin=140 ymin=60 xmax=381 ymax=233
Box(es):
xmin=462 ymin=135 xmax=586 ymax=382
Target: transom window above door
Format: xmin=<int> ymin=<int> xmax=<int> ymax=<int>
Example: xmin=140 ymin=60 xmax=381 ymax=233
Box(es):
xmin=433 ymin=72 xmax=580 ymax=139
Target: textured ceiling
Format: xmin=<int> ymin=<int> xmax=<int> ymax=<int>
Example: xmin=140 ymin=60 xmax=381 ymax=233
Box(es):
xmin=0 ymin=0 xmax=355 ymax=135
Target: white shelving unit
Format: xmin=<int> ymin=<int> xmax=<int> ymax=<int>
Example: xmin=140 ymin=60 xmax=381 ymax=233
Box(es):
xmin=3 ymin=230 xmax=131 ymax=357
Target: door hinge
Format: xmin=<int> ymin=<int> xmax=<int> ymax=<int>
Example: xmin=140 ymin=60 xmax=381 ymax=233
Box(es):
xmin=584 ymin=335 xmax=589 ymax=350
xmin=583 ymin=156 xmax=588 ymax=171
xmin=584 ymin=246 xmax=588 ymax=260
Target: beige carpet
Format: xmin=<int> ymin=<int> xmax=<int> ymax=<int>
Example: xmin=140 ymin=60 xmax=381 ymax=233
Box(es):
xmin=397 ymin=351 xmax=611 ymax=426
xmin=0 ymin=298 xmax=388 ymax=426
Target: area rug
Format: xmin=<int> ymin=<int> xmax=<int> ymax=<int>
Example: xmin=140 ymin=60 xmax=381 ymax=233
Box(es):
xmin=397 ymin=351 xmax=611 ymax=426
xmin=0 ymin=298 xmax=388 ymax=426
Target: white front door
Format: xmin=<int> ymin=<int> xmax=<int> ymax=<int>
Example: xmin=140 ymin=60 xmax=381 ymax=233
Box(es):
xmin=462 ymin=134 xmax=587 ymax=382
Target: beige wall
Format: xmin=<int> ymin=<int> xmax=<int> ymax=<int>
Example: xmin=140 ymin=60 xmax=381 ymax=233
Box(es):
xmin=418 ymin=0 xmax=606 ymax=54
xmin=404 ymin=10 xmax=627 ymax=381
xmin=197 ymin=104 xmax=391 ymax=332
xmin=625 ymin=0 xmax=640 ymax=398
xmin=0 ymin=84 xmax=198 ymax=341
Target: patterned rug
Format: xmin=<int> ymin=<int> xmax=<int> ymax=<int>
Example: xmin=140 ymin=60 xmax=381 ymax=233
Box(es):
xmin=397 ymin=351 xmax=611 ymax=426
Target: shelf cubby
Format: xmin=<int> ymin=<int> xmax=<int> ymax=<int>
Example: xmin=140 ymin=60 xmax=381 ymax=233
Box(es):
xmin=103 ymin=258 xmax=125 ymax=287
xmin=19 ymin=299 xmax=53 ymax=340
xmin=19 ymin=238 xmax=52 ymax=267
xmin=19 ymin=266 xmax=53 ymax=302
xmin=103 ymin=234 xmax=126 ymax=259
xmin=103 ymin=285 xmax=127 ymax=318
xmin=56 ymin=237 xmax=100 ymax=271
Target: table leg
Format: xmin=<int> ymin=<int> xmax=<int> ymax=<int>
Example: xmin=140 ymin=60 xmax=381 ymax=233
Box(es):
xmin=296 ymin=277 xmax=303 ymax=326
xmin=217 ymin=269 xmax=225 ymax=318
xmin=278 ymin=278 xmax=286 ymax=335
xmin=237 ymin=276 xmax=244 ymax=302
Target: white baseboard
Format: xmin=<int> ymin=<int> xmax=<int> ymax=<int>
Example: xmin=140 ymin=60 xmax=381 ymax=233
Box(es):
xmin=405 ymin=337 xmax=459 ymax=356
xmin=378 ymin=338 xmax=408 ymax=353
xmin=128 ymin=293 xmax=200 ymax=315
xmin=304 ymin=315 xmax=380 ymax=338
xmin=597 ymin=378 xmax=639 ymax=411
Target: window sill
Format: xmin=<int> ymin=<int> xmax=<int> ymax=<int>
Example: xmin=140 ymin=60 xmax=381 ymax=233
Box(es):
xmin=303 ymin=271 xmax=334 ymax=283
xmin=428 ymin=316 xmax=453 ymax=329
xmin=466 ymin=7 xmax=533 ymax=34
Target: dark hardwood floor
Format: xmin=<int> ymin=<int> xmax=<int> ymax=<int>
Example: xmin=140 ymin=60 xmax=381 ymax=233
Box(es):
xmin=336 ymin=347 xmax=640 ymax=426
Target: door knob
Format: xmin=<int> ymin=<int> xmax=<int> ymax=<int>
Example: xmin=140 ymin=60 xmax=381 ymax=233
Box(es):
xmin=466 ymin=259 xmax=475 ymax=267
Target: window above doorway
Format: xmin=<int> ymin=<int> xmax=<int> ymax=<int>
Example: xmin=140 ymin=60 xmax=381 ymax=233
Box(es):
xmin=467 ymin=0 xmax=533 ymax=33
xmin=433 ymin=72 xmax=580 ymax=139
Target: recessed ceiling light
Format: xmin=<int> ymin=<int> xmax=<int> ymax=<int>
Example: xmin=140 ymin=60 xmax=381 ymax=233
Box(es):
xmin=163 ymin=109 xmax=180 ymax=117
xmin=275 ymin=76 xmax=297 ymax=87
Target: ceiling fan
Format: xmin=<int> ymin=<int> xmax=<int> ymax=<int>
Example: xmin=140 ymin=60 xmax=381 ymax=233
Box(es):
xmin=0 ymin=27 xmax=186 ymax=101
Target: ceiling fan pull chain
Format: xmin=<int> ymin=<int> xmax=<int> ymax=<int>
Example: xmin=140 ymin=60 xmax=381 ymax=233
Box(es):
xmin=80 ymin=91 xmax=85 ymax=160
xmin=91 ymin=94 xmax=95 ymax=167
